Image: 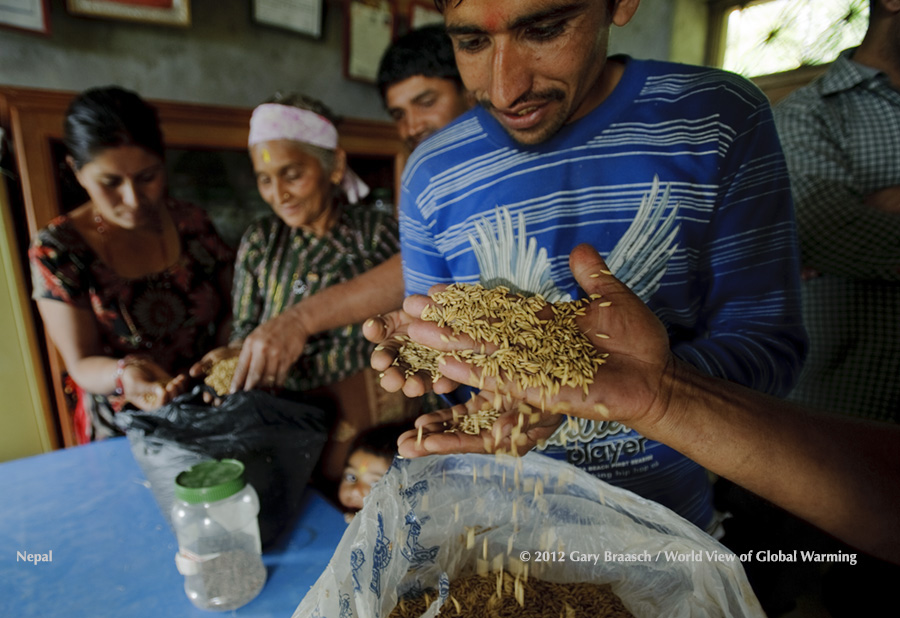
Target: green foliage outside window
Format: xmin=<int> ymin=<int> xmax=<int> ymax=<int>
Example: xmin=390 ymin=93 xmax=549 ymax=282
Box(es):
xmin=722 ymin=0 xmax=869 ymax=78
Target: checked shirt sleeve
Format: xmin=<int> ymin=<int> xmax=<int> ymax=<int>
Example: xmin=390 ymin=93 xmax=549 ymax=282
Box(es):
xmin=775 ymin=95 xmax=900 ymax=281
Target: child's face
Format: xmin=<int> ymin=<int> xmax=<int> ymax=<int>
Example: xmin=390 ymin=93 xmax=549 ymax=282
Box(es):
xmin=338 ymin=450 xmax=392 ymax=511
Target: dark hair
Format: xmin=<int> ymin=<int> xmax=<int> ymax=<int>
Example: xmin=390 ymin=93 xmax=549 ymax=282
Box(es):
xmin=376 ymin=24 xmax=463 ymax=104
xmin=868 ymin=0 xmax=880 ymax=23
xmin=347 ymin=421 xmax=409 ymax=464
xmin=433 ymin=0 xmax=615 ymax=18
xmin=64 ymin=86 xmax=165 ymax=170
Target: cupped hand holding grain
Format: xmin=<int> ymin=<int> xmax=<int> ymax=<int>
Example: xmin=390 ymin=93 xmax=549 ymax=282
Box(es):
xmin=120 ymin=359 xmax=189 ymax=411
xmin=404 ymin=244 xmax=677 ymax=437
xmin=363 ymin=306 xmax=462 ymax=397
xmin=189 ymin=344 xmax=242 ymax=403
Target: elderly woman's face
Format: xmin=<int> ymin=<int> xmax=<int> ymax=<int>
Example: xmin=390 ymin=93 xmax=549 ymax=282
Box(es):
xmin=251 ymin=139 xmax=338 ymax=233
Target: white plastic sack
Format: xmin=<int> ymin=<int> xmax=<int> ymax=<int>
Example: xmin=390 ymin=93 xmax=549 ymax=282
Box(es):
xmin=294 ymin=452 xmax=763 ymax=618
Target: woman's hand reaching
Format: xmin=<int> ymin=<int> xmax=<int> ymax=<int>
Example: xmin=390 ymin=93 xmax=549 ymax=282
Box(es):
xmin=120 ymin=357 xmax=189 ymax=410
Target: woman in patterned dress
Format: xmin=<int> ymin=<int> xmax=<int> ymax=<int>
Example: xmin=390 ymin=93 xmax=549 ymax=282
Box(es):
xmin=194 ymin=94 xmax=409 ymax=480
xmin=29 ymin=86 xmax=234 ymax=443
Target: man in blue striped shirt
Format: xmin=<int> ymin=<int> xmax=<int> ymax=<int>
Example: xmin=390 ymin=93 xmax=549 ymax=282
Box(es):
xmin=372 ymin=0 xmax=806 ymax=534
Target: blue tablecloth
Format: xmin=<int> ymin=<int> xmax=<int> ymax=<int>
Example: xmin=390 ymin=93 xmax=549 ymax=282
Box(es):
xmin=0 ymin=437 xmax=345 ymax=617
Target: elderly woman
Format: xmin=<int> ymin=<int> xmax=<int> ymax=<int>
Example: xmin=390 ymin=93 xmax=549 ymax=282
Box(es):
xmin=196 ymin=94 xmax=408 ymax=479
xmin=29 ymin=86 xmax=234 ymax=443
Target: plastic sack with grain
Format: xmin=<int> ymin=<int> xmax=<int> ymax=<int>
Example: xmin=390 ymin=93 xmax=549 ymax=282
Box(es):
xmin=293 ymin=452 xmax=763 ymax=618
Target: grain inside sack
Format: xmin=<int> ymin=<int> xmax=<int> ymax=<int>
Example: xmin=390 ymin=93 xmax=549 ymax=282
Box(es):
xmin=387 ymin=569 xmax=634 ymax=618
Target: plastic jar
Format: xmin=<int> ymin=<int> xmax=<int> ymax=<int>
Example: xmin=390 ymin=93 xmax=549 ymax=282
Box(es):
xmin=172 ymin=459 xmax=267 ymax=611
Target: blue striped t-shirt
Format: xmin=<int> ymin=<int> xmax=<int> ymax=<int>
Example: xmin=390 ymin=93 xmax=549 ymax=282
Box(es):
xmin=399 ymin=56 xmax=807 ymax=530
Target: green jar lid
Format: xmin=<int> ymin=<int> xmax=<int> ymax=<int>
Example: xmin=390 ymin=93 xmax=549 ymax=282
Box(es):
xmin=174 ymin=459 xmax=246 ymax=504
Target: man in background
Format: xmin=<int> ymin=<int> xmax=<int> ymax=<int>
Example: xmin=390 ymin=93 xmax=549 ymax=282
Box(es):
xmin=377 ymin=24 xmax=473 ymax=152
xmin=773 ymin=0 xmax=900 ymax=613
xmin=776 ymin=0 xmax=900 ymax=424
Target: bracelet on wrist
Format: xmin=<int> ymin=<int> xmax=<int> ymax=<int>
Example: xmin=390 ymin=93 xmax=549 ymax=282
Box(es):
xmin=114 ymin=354 xmax=149 ymax=396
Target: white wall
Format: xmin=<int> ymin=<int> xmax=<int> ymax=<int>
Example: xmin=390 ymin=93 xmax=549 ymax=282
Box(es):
xmin=610 ymin=0 xmax=675 ymax=61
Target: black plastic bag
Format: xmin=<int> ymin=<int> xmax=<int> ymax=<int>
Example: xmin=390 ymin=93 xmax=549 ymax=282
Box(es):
xmin=117 ymin=386 xmax=329 ymax=547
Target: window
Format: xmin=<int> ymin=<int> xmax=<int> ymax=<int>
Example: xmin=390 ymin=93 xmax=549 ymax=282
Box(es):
xmin=708 ymin=0 xmax=869 ymax=79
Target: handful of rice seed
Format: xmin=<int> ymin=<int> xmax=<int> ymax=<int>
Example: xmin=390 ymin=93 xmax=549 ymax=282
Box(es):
xmin=393 ymin=284 xmax=608 ymax=432
xmin=204 ymin=357 xmax=240 ymax=397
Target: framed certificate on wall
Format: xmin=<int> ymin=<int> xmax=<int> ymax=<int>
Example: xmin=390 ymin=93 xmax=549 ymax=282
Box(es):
xmin=253 ymin=0 xmax=323 ymax=39
xmin=408 ymin=0 xmax=443 ymax=29
xmin=0 ymin=0 xmax=50 ymax=35
xmin=344 ymin=0 xmax=394 ymax=84
xmin=66 ymin=0 xmax=191 ymax=27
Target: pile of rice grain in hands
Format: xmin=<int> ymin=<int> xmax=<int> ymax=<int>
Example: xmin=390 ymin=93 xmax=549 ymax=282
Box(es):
xmin=393 ymin=283 xmax=608 ymax=409
xmin=388 ymin=570 xmax=633 ymax=618
xmin=387 ymin=287 xmax=632 ymax=617
xmin=204 ymin=356 xmax=240 ymax=397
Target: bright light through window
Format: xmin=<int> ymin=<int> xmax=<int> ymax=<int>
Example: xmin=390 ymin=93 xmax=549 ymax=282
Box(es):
xmin=722 ymin=0 xmax=869 ymax=78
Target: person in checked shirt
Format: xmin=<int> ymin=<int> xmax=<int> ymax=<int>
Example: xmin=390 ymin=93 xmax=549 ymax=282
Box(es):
xmin=775 ymin=0 xmax=900 ymax=424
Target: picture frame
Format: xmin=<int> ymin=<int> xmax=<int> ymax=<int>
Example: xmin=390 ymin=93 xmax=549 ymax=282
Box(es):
xmin=66 ymin=0 xmax=190 ymax=27
xmin=0 ymin=0 xmax=50 ymax=35
xmin=408 ymin=0 xmax=443 ymax=30
xmin=343 ymin=0 xmax=394 ymax=84
xmin=252 ymin=0 xmax=323 ymax=39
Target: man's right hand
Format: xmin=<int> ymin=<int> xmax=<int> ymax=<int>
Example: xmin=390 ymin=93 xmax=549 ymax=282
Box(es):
xmin=363 ymin=307 xmax=461 ymax=397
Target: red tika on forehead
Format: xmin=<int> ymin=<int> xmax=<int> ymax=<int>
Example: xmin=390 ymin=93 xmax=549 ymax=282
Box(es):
xmin=482 ymin=8 xmax=505 ymax=31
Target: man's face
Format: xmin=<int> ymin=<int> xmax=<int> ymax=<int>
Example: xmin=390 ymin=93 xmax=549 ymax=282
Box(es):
xmin=444 ymin=0 xmax=633 ymax=145
xmin=386 ymin=75 xmax=472 ymax=150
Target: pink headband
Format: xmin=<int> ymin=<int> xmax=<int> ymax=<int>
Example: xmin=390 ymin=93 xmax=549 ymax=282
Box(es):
xmin=248 ymin=103 xmax=370 ymax=204
xmin=249 ymin=103 xmax=338 ymax=149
